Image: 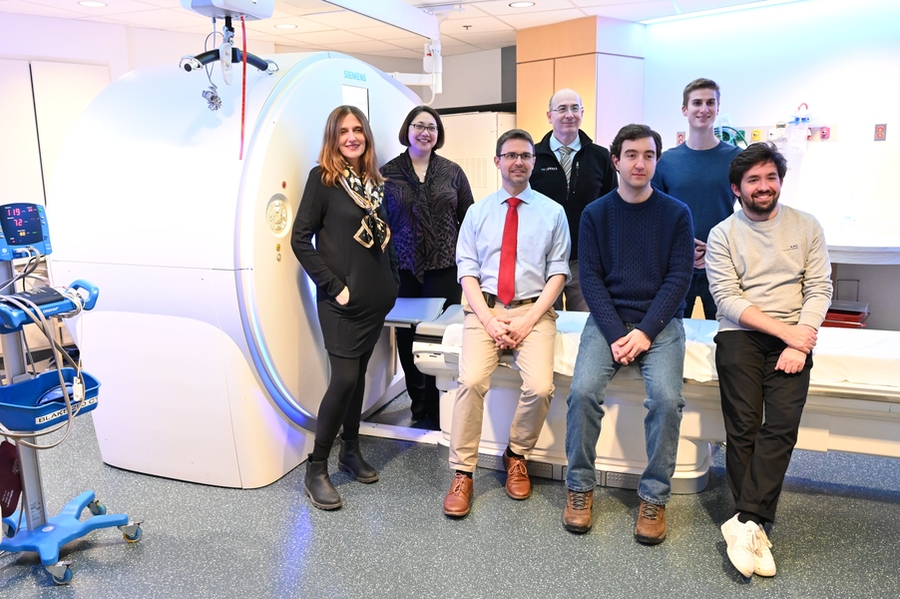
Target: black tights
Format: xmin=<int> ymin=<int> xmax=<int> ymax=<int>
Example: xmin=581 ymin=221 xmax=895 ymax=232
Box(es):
xmin=311 ymin=347 xmax=375 ymax=461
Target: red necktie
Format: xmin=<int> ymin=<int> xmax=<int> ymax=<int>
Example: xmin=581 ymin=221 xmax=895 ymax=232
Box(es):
xmin=497 ymin=197 xmax=522 ymax=305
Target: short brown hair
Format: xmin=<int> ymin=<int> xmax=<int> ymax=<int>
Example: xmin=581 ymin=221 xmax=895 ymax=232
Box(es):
xmin=728 ymin=142 xmax=788 ymax=189
xmin=682 ymin=78 xmax=720 ymax=108
xmin=398 ymin=106 xmax=445 ymax=150
xmin=318 ymin=105 xmax=384 ymax=187
xmin=609 ymin=124 xmax=662 ymax=160
xmin=495 ymin=129 xmax=534 ymax=157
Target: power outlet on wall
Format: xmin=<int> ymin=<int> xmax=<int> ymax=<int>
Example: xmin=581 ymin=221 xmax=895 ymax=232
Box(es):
xmin=809 ymin=124 xmax=837 ymax=142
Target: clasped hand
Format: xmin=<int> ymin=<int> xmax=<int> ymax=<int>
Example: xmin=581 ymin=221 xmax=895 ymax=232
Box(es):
xmin=486 ymin=315 xmax=533 ymax=349
xmin=776 ymin=347 xmax=807 ymax=374
xmin=776 ymin=324 xmax=817 ymax=373
xmin=611 ymin=328 xmax=651 ymax=366
xmin=782 ymin=324 xmax=817 ymax=354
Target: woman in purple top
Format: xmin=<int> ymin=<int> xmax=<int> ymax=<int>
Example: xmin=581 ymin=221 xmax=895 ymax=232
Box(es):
xmin=381 ymin=106 xmax=474 ymax=428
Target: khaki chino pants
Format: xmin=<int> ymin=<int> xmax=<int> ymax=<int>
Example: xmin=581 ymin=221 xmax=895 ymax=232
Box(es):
xmin=448 ymin=301 xmax=558 ymax=471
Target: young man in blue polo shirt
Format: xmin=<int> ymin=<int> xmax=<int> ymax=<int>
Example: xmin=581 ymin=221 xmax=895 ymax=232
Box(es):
xmin=652 ymin=78 xmax=741 ymax=319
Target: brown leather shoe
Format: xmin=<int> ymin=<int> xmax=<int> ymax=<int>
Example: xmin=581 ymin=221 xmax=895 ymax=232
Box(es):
xmin=502 ymin=453 xmax=531 ymax=500
xmin=443 ymin=473 xmax=473 ymax=517
xmin=563 ymin=489 xmax=594 ymax=534
xmin=634 ymin=500 xmax=667 ymax=544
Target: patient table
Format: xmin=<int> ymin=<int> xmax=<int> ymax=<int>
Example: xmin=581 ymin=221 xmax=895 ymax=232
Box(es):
xmin=414 ymin=308 xmax=900 ymax=493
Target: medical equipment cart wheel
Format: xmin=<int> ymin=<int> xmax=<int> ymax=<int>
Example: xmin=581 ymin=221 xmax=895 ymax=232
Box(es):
xmin=88 ymin=499 xmax=107 ymax=516
xmin=122 ymin=524 xmax=143 ymax=543
xmin=48 ymin=563 xmax=73 ymax=585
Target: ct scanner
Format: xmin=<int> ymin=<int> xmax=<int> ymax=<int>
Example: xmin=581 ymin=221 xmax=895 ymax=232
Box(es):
xmin=47 ymin=53 xmax=418 ymax=488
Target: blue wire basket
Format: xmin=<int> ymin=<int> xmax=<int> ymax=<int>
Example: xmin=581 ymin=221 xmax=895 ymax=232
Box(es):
xmin=0 ymin=368 xmax=100 ymax=432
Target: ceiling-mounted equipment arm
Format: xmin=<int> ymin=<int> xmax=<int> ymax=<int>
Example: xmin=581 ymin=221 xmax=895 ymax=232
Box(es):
xmin=180 ymin=48 xmax=276 ymax=75
xmin=178 ymin=2 xmax=279 ymax=82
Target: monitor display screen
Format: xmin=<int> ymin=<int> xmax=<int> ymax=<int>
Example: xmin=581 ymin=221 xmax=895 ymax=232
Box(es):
xmin=1 ymin=204 xmax=44 ymax=246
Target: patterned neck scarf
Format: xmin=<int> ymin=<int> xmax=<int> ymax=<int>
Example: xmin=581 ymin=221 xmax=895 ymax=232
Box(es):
xmin=339 ymin=163 xmax=390 ymax=252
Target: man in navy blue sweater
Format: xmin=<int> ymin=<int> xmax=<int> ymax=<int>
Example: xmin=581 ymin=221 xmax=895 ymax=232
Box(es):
xmin=563 ymin=124 xmax=694 ymax=545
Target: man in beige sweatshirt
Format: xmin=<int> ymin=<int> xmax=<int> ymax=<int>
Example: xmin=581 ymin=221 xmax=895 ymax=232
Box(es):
xmin=706 ymin=142 xmax=832 ymax=580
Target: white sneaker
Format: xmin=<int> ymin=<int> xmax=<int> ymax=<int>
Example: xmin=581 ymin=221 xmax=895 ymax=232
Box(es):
xmin=754 ymin=526 xmax=777 ymax=577
xmin=721 ymin=514 xmax=758 ymax=577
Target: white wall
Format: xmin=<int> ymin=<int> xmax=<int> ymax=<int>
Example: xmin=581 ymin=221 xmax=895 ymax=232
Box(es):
xmin=643 ymin=0 xmax=900 ymax=244
xmin=340 ymin=49 xmax=505 ymax=110
xmin=643 ymin=0 xmax=900 ymax=330
xmin=431 ymin=49 xmax=503 ymax=110
xmin=0 ymin=13 xmax=129 ymax=78
xmin=344 ymin=48 xmax=504 ymax=110
xmin=343 ymin=54 xmax=420 ymax=77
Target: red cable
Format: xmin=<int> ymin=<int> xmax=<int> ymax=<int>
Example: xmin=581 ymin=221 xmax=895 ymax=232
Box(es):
xmin=240 ymin=16 xmax=248 ymax=160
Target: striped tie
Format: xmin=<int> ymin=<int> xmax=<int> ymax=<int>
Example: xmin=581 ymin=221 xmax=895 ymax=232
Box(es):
xmin=558 ymin=146 xmax=574 ymax=183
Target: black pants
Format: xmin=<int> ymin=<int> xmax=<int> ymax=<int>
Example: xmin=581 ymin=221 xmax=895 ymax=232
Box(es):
xmin=396 ymin=267 xmax=461 ymax=421
xmin=715 ymin=330 xmax=812 ymax=523
xmin=311 ymin=347 xmax=375 ymax=461
xmin=687 ymin=271 xmax=717 ymax=320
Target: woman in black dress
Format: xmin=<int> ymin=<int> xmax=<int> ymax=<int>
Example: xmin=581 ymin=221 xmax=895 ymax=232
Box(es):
xmin=381 ymin=106 xmax=474 ymax=428
xmin=292 ymin=105 xmax=399 ymax=510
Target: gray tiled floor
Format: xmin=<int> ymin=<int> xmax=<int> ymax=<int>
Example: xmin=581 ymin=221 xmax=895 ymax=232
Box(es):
xmin=1 ymin=401 xmax=899 ymax=598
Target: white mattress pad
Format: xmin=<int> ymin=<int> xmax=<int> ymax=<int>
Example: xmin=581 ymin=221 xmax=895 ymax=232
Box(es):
xmin=441 ymin=313 xmax=900 ymax=391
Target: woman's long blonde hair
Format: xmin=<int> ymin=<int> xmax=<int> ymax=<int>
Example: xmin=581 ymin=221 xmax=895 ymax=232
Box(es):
xmin=318 ymin=105 xmax=384 ymax=187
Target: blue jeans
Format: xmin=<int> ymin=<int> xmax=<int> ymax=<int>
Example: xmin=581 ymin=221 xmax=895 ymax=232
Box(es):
xmin=565 ymin=316 xmax=686 ymax=505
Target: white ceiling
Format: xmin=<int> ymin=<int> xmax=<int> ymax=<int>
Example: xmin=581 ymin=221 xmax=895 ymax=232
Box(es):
xmin=0 ymin=0 xmax=781 ymax=58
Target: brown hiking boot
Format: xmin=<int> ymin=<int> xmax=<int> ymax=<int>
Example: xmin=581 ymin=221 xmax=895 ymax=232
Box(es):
xmin=563 ymin=489 xmax=594 ymax=534
xmin=634 ymin=500 xmax=666 ymax=544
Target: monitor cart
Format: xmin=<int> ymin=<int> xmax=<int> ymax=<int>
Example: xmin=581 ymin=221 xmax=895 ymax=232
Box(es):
xmin=0 ymin=203 xmax=142 ymax=585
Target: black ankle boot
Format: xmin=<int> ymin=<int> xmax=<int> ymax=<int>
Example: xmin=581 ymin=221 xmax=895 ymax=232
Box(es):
xmin=304 ymin=458 xmax=342 ymax=510
xmin=338 ymin=438 xmax=379 ymax=483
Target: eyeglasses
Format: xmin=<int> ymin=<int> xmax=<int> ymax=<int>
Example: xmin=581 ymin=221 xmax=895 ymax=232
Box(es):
xmin=498 ymin=152 xmax=535 ymax=161
xmin=410 ymin=122 xmax=438 ymax=133
xmin=552 ymin=104 xmax=581 ymax=115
